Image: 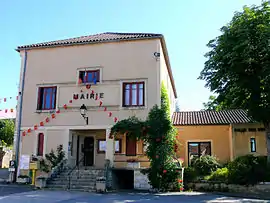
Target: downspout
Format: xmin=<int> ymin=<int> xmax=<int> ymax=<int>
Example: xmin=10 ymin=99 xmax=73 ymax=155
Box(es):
xmin=14 ymin=50 xmax=27 ymax=180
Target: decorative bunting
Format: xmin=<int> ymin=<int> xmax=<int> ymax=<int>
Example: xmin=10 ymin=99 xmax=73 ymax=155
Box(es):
xmin=19 ymin=82 xmax=119 ymax=138
xmin=45 ymin=117 xmax=50 ymax=123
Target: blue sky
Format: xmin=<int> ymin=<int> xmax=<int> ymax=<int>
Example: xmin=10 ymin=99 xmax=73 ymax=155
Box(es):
xmin=0 ymin=0 xmax=261 ymax=111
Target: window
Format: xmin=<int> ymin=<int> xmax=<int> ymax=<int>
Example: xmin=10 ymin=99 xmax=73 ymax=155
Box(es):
xmin=37 ymin=86 xmax=57 ymax=110
xmin=126 ymin=136 xmax=137 ymax=156
xmin=188 ymin=142 xmax=211 ymax=165
xmin=97 ymin=139 xmax=121 ymax=153
xmin=37 ymin=133 xmax=44 ymax=156
xmin=79 ymin=70 xmax=100 ymax=84
xmin=250 ymin=138 xmax=256 ymax=152
xmin=123 ymin=82 xmax=145 ymax=107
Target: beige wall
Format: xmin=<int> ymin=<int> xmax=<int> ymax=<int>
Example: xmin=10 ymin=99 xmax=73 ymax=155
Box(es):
xmin=232 ymin=123 xmax=267 ymax=158
xmin=159 ymin=42 xmax=176 ymax=115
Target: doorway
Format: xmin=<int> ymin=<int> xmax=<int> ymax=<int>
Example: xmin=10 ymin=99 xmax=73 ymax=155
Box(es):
xmin=83 ymin=137 xmax=94 ymax=166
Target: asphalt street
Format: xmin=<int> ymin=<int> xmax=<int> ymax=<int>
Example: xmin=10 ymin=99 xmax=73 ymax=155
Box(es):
xmin=0 ymin=190 xmax=269 ymax=203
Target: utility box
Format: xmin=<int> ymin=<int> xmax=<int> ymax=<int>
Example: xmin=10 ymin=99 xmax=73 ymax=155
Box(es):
xmin=96 ymin=177 xmax=106 ymax=193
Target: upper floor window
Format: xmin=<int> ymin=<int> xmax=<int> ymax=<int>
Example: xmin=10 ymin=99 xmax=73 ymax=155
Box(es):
xmin=37 ymin=86 xmax=57 ymax=110
xmin=79 ymin=70 xmax=100 ymax=84
xmin=123 ymin=82 xmax=145 ymax=107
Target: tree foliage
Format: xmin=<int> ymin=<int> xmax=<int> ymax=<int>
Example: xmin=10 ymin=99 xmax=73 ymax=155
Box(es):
xmin=0 ymin=119 xmax=15 ymax=146
xmin=198 ymin=2 xmax=270 ymax=161
xmin=111 ymin=85 xmax=183 ymax=191
xmin=202 ymin=95 xmax=228 ymax=111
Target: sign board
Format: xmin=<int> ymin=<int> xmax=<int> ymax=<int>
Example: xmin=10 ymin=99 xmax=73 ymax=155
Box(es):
xmin=19 ymin=155 xmax=30 ymax=170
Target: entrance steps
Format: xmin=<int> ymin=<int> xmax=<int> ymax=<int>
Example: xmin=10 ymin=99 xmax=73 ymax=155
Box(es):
xmin=47 ymin=168 xmax=105 ymax=192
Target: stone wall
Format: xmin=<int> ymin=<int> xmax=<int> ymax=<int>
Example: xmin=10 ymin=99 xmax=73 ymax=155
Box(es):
xmin=134 ymin=169 xmax=151 ymax=190
xmin=189 ymin=182 xmax=270 ymax=195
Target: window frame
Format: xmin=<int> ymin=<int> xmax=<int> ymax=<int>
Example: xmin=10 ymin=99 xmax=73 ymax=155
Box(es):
xmin=37 ymin=86 xmax=57 ymax=110
xmin=37 ymin=133 xmax=44 ymax=156
xmin=250 ymin=137 xmax=256 ymax=152
xmin=122 ymin=81 xmax=145 ymax=107
xmin=187 ymin=141 xmax=211 ymax=165
xmin=79 ymin=70 xmax=100 ymax=84
xmin=97 ymin=139 xmax=122 ymax=154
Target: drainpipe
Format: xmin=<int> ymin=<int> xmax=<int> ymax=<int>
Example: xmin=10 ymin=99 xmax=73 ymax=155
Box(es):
xmin=14 ymin=50 xmax=27 ymax=181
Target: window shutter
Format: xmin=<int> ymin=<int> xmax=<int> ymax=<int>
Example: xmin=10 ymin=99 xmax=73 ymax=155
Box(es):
xmin=37 ymin=133 xmax=44 ymax=156
xmin=126 ymin=136 xmax=136 ymax=156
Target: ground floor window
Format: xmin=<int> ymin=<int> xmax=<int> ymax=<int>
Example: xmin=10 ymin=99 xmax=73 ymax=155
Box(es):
xmin=97 ymin=139 xmax=122 ymax=153
xmin=188 ymin=141 xmax=211 ymax=165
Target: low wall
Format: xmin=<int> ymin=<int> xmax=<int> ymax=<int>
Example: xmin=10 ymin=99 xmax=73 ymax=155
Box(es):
xmin=189 ymin=182 xmax=270 ymax=195
xmin=134 ymin=169 xmax=151 ymax=190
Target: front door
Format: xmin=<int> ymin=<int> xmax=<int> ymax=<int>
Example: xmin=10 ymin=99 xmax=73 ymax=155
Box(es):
xmin=83 ymin=137 xmax=94 ymax=166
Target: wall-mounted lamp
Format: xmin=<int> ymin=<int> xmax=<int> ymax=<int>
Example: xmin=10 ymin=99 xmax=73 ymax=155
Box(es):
xmin=80 ymin=104 xmax=88 ymax=125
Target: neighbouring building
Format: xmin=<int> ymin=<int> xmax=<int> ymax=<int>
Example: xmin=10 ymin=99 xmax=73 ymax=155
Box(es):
xmin=15 ymin=32 xmax=177 ymax=189
xmin=172 ymin=109 xmax=267 ymax=166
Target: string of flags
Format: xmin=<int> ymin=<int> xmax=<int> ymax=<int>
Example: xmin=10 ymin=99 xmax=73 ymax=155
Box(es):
xmin=0 ymin=108 xmax=16 ymax=113
xmin=21 ymin=83 xmax=118 ymax=136
xmin=0 ymin=95 xmax=19 ymax=103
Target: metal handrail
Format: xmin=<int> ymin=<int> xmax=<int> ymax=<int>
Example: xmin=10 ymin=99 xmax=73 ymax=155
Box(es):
xmin=67 ymin=157 xmax=85 ymax=190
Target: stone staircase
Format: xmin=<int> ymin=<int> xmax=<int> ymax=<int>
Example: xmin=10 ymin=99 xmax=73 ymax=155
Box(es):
xmin=47 ymin=168 xmax=105 ymax=192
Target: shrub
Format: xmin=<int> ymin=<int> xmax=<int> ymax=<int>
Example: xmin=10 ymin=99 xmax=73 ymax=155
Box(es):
xmin=191 ymin=155 xmax=220 ymax=176
xmin=206 ymin=167 xmax=228 ymax=182
xmin=228 ymin=155 xmax=269 ymax=185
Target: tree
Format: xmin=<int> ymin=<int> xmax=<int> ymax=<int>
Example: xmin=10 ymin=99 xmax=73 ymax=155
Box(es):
xmin=202 ymin=95 xmax=228 ymax=111
xmin=198 ymin=2 xmax=270 ymax=162
xmin=0 ymin=119 xmax=15 ymax=146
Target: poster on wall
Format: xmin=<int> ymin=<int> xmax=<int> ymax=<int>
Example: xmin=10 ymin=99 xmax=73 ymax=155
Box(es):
xmin=19 ymin=155 xmax=30 ymax=170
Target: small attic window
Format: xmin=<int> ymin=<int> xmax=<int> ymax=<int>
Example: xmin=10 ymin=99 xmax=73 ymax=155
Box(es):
xmin=248 ymin=128 xmax=257 ymax=132
xmin=234 ymin=128 xmax=247 ymax=132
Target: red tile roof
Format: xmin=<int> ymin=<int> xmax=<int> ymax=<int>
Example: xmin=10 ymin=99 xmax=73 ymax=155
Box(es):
xmin=16 ymin=32 xmax=163 ymax=50
xmin=172 ymin=109 xmax=255 ymax=125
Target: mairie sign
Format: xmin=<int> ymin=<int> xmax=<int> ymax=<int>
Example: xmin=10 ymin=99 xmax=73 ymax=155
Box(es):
xmin=73 ymin=92 xmax=104 ymax=100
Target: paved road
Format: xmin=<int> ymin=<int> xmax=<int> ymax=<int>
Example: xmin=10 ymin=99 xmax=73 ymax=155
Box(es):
xmin=0 ymin=190 xmax=269 ymax=203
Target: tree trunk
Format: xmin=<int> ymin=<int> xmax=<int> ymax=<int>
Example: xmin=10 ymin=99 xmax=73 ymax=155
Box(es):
xmin=264 ymin=122 xmax=270 ymax=164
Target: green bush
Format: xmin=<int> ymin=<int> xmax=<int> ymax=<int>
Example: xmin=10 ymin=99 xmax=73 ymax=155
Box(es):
xmin=206 ymin=167 xmax=228 ymax=182
xmin=228 ymin=155 xmax=269 ymax=185
xmin=191 ymin=155 xmax=220 ymax=176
